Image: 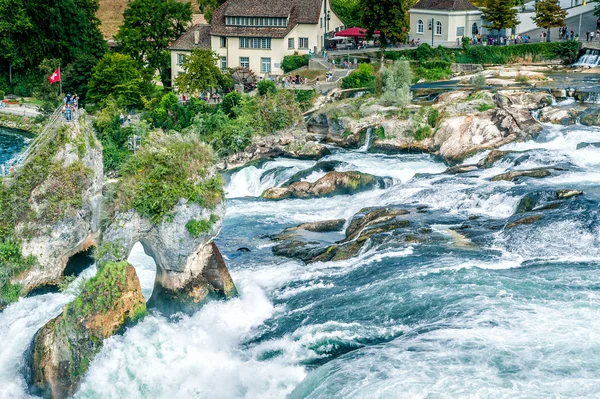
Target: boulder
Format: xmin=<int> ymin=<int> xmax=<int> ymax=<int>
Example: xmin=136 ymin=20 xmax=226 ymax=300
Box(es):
xmin=495 ymin=90 xmax=553 ymax=111
xmin=29 ymin=262 xmax=145 ymax=399
xmin=284 ymin=160 xmax=348 ymax=185
xmin=505 ymin=215 xmax=542 ymax=230
xmin=490 ymin=168 xmax=552 ymax=182
xmin=285 ymin=141 xmax=331 ymax=160
xmin=550 ymin=88 xmax=567 ymax=99
xmin=435 ymin=91 xmax=470 ymax=104
xmin=580 ymin=109 xmax=600 ymax=126
xmin=477 ymin=150 xmax=510 ymax=168
xmin=576 ymin=142 xmax=600 ymax=149
xmin=539 ymin=106 xmax=585 ymax=125
xmin=296 ymin=219 xmax=346 ymax=232
xmin=344 ymin=207 xmax=410 ymax=242
xmin=262 ymin=171 xmax=388 ymax=200
xmin=515 ymin=189 xmax=583 ymax=213
xmin=444 ymin=165 xmax=479 ymax=174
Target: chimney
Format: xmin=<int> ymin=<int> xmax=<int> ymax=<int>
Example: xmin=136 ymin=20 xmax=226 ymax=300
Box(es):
xmin=194 ymin=30 xmax=200 ymax=45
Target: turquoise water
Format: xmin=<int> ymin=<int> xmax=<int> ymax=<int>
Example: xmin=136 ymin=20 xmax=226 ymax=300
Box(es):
xmin=0 ymin=127 xmax=32 ymax=168
xmin=2 ymin=122 xmax=600 ymax=398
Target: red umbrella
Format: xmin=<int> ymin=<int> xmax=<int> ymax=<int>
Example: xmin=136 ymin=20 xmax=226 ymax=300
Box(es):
xmin=334 ymin=27 xmax=380 ymax=38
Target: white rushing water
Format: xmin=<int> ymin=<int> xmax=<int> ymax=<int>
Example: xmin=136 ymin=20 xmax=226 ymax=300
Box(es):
xmin=3 ymin=117 xmax=600 ymax=398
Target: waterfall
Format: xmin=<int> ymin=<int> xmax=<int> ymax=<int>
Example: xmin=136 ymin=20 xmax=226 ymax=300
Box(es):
xmin=574 ymin=49 xmax=600 ymax=67
xmin=359 ymin=127 xmax=373 ymax=152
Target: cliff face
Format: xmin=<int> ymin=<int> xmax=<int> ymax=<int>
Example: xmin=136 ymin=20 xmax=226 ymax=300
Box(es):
xmin=19 ymin=120 xmax=104 ymax=292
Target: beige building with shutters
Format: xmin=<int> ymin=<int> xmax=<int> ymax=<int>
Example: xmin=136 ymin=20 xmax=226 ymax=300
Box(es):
xmin=409 ymin=0 xmax=482 ymax=46
xmin=170 ymin=0 xmax=344 ymax=80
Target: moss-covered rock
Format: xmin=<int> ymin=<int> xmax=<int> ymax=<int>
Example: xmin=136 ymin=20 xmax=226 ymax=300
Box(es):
xmin=262 ymin=171 xmax=388 ymax=200
xmin=505 ymin=215 xmax=542 ymax=230
xmin=29 ymin=261 xmax=145 ymax=399
xmin=490 ymin=168 xmax=552 ymax=182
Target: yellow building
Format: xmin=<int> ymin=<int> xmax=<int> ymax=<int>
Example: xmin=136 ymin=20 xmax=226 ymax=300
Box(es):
xmin=170 ymin=0 xmax=344 ymax=82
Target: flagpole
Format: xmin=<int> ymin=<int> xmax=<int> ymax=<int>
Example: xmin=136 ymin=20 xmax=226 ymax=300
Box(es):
xmin=59 ymin=65 xmax=62 ymax=97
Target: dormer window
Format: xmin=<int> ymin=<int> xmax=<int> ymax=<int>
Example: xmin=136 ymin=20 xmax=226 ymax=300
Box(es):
xmin=226 ymin=16 xmax=288 ymax=27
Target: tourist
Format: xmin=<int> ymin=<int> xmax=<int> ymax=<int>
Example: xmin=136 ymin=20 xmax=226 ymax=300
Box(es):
xmin=587 ymin=31 xmax=590 ymax=42
xmin=570 ymin=30 xmax=574 ymax=40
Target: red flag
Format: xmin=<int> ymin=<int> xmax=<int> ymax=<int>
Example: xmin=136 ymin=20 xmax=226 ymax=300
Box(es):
xmin=48 ymin=68 xmax=61 ymax=84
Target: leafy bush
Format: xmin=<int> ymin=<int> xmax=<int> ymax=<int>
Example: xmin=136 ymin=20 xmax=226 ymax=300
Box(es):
xmin=374 ymin=126 xmax=385 ymax=139
xmin=221 ymin=91 xmax=242 ymax=117
xmin=281 ymin=54 xmax=310 ymax=73
xmin=380 ymin=60 xmax=412 ymax=106
xmin=0 ymin=90 xmax=4 ymax=100
xmin=258 ymin=80 xmax=277 ymax=96
xmin=427 ymin=108 xmax=440 ymax=128
xmin=341 ymin=64 xmax=376 ymax=90
xmin=414 ymin=125 xmax=432 ymax=141
xmin=294 ymin=89 xmax=316 ymax=110
xmin=185 ymin=214 xmax=219 ymax=237
xmin=471 ymin=72 xmax=487 ymax=88
xmin=457 ymin=41 xmax=581 ymax=64
xmin=478 ymin=103 xmax=495 ymax=112
xmin=116 ymin=132 xmax=224 ymax=223
xmin=516 ymin=74 xmax=529 ymax=83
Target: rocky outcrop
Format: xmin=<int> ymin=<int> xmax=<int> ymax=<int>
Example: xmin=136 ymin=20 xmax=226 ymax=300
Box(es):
xmin=579 ymin=109 xmax=600 ymax=126
xmin=220 ymin=128 xmax=328 ymax=170
xmin=490 ymin=168 xmax=553 ymax=182
xmin=29 ymin=262 xmax=145 ymax=399
xmin=272 ymin=207 xmax=431 ymax=263
xmin=262 ymin=171 xmax=388 ymax=200
xmin=102 ymin=199 xmax=237 ymax=313
xmin=505 ymin=215 xmax=542 ymax=230
xmin=515 ymin=189 xmax=583 ymax=213
xmin=9 ymin=120 xmax=103 ymax=296
xmin=495 ymin=90 xmax=553 ymax=111
xmin=539 ymin=106 xmax=585 ymax=125
xmin=295 ymin=219 xmax=346 ymax=232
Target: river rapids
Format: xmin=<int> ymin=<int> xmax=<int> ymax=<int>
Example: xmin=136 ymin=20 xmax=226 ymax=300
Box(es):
xmin=2 ymin=114 xmax=600 ymax=398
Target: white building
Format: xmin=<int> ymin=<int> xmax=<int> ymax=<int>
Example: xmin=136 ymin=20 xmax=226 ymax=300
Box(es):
xmin=409 ymin=0 xmax=483 ymax=46
xmin=170 ymin=0 xmax=345 ymax=81
xmin=169 ymin=24 xmax=213 ymax=85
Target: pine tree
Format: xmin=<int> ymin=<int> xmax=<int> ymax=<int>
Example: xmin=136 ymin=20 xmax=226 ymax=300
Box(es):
xmin=481 ymin=0 xmax=519 ymax=38
xmin=533 ymin=0 xmax=567 ymax=42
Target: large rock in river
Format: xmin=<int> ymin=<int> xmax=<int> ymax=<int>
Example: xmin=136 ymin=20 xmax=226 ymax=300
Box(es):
xmin=29 ymin=261 xmax=145 ymax=399
xmin=261 ymin=171 xmax=388 ymax=200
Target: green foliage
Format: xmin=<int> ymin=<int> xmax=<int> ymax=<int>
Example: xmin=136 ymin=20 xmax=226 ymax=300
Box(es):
xmin=115 ymin=0 xmax=192 ymax=87
xmin=0 ymin=0 xmax=106 ymax=90
xmin=87 ymin=53 xmax=149 ymax=108
xmin=258 ymin=79 xmax=277 ymax=96
xmin=94 ymin=240 xmax=127 ymax=267
xmin=331 ymin=0 xmax=361 ymax=27
xmin=380 ymin=60 xmax=412 ymax=106
xmin=66 ymin=261 xmax=129 ymax=319
xmin=481 ymin=0 xmax=520 ymax=33
xmin=374 ymin=126 xmax=385 ymax=139
xmin=150 ymin=93 xmax=209 ymax=131
xmin=185 ymin=214 xmax=219 ymax=237
xmin=175 ymin=49 xmax=223 ymax=94
xmin=478 ymin=103 xmax=495 ymax=112
xmin=58 ymin=275 xmax=76 ymax=292
xmin=0 ymin=239 xmax=35 ymax=307
xmin=281 ymin=54 xmax=309 ymax=73
xmin=533 ymin=0 xmax=567 ymax=37
xmin=457 ymin=41 xmax=580 ymax=64
xmin=471 ymin=72 xmax=487 ymax=88
xmin=294 ymin=89 xmax=317 ymax=110
xmin=427 ymin=109 xmax=440 ymax=128
xmin=414 ymin=60 xmax=453 ymax=82
xmin=341 ymin=63 xmax=376 ymax=90
xmin=516 ymin=74 xmax=529 ymax=83
xmin=221 ymin=91 xmax=242 ymax=117
xmin=197 ymin=0 xmax=225 ymax=23
xmin=360 ymin=0 xmax=411 ymax=47
xmin=0 ymin=90 xmax=4 ymax=99
xmin=117 ymin=132 xmax=224 ymax=223
xmin=414 ymin=125 xmax=432 ymax=141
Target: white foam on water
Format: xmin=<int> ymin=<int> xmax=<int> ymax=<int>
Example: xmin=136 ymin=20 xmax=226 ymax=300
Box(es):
xmin=226 ymin=159 xmax=314 ymax=198
xmin=75 ymin=279 xmax=306 ymax=399
xmin=127 ymin=242 xmax=156 ymax=301
xmin=275 ymin=281 xmax=335 ymax=300
xmin=0 ymin=266 xmax=96 ymax=399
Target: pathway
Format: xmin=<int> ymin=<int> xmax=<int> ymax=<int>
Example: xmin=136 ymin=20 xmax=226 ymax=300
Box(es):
xmin=0 ymin=106 xmax=41 ymax=118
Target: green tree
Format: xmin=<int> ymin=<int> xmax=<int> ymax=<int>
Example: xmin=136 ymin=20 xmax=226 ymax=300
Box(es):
xmin=533 ymin=0 xmax=567 ymax=42
xmin=481 ymin=0 xmax=519 ymax=38
xmin=87 ymin=53 xmax=148 ymax=108
xmin=331 ymin=0 xmax=361 ymax=28
xmin=0 ymin=0 xmax=106 ymax=93
xmin=175 ymin=49 xmax=222 ymax=94
xmin=257 ymin=80 xmax=277 ymax=96
xmin=360 ymin=0 xmax=411 ymax=48
xmin=115 ymin=0 xmax=192 ymax=88
xmin=380 ymin=60 xmax=412 ymax=106
xmin=197 ymin=0 xmax=225 ymax=23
